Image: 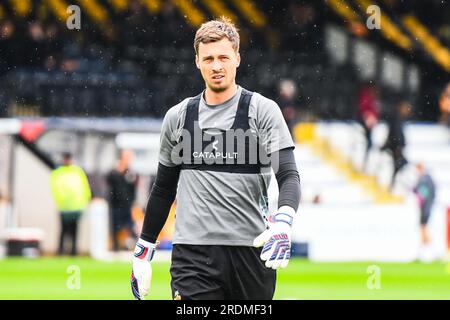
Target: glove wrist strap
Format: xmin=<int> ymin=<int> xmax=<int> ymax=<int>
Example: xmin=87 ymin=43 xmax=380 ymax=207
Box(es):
xmin=269 ymin=206 xmax=296 ymax=226
xmin=134 ymin=238 xmax=158 ymax=261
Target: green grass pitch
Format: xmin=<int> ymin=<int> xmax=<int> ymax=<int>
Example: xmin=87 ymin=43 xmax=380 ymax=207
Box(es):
xmin=0 ymin=257 xmax=449 ymax=300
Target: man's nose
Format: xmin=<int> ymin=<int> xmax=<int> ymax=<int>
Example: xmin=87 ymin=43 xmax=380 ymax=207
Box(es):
xmin=212 ymin=60 xmax=223 ymax=71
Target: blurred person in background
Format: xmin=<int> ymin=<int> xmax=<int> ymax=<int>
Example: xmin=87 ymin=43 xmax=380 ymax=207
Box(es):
xmin=282 ymin=1 xmax=318 ymax=53
xmin=381 ymin=99 xmax=412 ymax=189
xmin=439 ymin=82 xmax=450 ymax=127
xmin=413 ymin=163 xmax=436 ymax=256
xmin=107 ymin=150 xmax=138 ymax=251
xmin=43 ymin=23 xmax=63 ymax=70
xmin=278 ymin=79 xmax=298 ymax=135
xmin=50 ymin=152 xmax=92 ymax=256
xmin=357 ymin=81 xmax=380 ymax=170
xmin=120 ymin=0 xmax=149 ymax=47
xmin=0 ymin=20 xmax=18 ymax=74
xmin=25 ymin=21 xmax=46 ymax=68
xmin=60 ymin=43 xmax=82 ymax=73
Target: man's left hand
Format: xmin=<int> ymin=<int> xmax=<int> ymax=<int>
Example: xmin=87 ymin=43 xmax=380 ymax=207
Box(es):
xmin=253 ymin=207 xmax=295 ymax=269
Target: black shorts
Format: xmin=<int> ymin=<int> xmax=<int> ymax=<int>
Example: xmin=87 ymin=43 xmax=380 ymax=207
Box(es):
xmin=420 ymin=201 xmax=433 ymax=225
xmin=170 ymin=244 xmax=276 ymax=300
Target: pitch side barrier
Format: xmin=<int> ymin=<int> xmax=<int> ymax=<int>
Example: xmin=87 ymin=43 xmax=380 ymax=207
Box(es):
xmin=1 ymin=117 xmax=165 ymax=256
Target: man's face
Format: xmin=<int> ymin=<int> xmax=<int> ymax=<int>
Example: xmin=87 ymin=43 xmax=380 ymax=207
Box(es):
xmin=399 ymin=102 xmax=412 ymax=118
xmin=120 ymin=150 xmax=134 ymax=168
xmin=196 ymin=38 xmax=240 ymax=93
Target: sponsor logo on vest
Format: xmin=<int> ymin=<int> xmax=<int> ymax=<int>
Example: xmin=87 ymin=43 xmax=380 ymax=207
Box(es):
xmin=191 ymin=139 xmax=239 ymax=159
xmin=192 ymin=151 xmax=239 ymax=159
xmin=170 ymin=123 xmax=278 ymax=167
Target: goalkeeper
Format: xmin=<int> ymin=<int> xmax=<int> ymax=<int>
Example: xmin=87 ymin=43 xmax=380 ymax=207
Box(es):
xmin=131 ymin=18 xmax=301 ymax=300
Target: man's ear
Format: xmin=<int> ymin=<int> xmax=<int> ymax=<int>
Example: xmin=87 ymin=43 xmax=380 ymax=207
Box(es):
xmin=236 ymin=52 xmax=241 ymax=68
xmin=195 ymin=55 xmax=200 ymax=69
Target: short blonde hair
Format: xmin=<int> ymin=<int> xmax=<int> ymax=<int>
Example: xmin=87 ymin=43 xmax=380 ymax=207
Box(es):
xmin=194 ymin=17 xmax=240 ymax=55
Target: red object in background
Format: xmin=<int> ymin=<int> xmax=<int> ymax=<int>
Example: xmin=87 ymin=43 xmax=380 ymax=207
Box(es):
xmin=19 ymin=121 xmax=46 ymax=142
xmin=447 ymin=207 xmax=450 ymax=250
xmin=358 ymin=85 xmax=380 ymax=121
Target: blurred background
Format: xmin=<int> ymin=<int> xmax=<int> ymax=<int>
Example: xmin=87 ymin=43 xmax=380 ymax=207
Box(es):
xmin=0 ymin=0 xmax=449 ymax=299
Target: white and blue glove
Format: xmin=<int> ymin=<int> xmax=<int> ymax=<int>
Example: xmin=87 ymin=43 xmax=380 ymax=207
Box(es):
xmin=253 ymin=206 xmax=295 ymax=269
xmin=131 ymin=238 xmax=158 ymax=300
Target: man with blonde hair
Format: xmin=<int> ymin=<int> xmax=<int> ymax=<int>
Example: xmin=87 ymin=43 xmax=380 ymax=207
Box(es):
xmin=131 ymin=18 xmax=301 ymax=300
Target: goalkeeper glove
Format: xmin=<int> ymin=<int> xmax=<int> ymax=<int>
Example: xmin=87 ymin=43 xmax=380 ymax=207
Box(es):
xmin=253 ymin=206 xmax=295 ymax=269
xmin=131 ymin=238 xmax=158 ymax=300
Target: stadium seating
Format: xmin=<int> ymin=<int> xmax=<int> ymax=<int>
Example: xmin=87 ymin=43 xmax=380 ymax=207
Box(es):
xmin=313 ymin=122 xmax=450 ymax=202
xmin=402 ymin=15 xmax=450 ymax=72
xmin=294 ymin=145 xmax=372 ymax=204
xmin=287 ymin=122 xmax=449 ymax=261
xmin=1 ymin=0 xmax=448 ymax=119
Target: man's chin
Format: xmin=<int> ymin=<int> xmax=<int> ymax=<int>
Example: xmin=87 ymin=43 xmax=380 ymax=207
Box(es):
xmin=207 ymin=83 xmax=228 ymax=93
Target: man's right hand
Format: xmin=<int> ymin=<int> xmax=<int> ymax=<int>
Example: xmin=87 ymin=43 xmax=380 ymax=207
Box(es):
xmin=131 ymin=238 xmax=157 ymax=300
